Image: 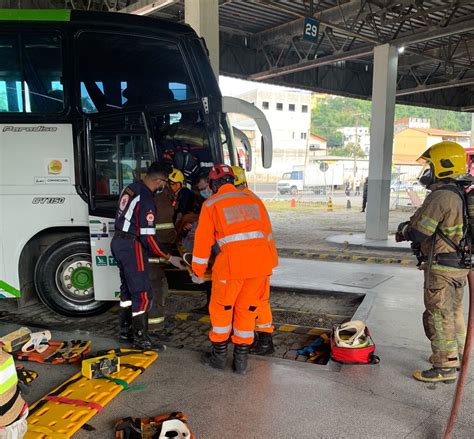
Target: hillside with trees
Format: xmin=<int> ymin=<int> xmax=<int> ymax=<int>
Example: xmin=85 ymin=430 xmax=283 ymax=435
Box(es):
xmin=311 ymin=96 xmax=471 ymax=149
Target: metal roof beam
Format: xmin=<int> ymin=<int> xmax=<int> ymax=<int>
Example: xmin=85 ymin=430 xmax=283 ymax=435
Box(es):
xmin=119 ymin=0 xmax=178 ymax=15
xmin=251 ymin=17 xmax=474 ymax=81
xmin=249 ymin=45 xmax=374 ymax=81
xmin=396 ymin=76 xmax=474 ymax=96
xmin=253 ymin=0 xmax=415 ymax=47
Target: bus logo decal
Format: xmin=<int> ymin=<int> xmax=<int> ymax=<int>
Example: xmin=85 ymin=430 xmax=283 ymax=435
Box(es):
xmin=32 ymin=197 xmax=65 ymax=204
xmin=3 ymin=126 xmax=58 ymax=133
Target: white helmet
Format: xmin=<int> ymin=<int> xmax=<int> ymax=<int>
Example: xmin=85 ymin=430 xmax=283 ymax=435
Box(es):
xmin=158 ymin=419 xmax=191 ymax=438
xmin=334 ymin=320 xmax=369 ymax=348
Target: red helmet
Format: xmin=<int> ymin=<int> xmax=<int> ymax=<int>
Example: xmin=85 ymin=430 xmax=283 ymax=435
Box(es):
xmin=208 ymin=164 xmax=235 ymax=183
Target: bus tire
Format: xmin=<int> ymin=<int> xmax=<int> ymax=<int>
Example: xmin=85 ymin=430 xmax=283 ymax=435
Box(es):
xmin=34 ymin=236 xmax=112 ymax=317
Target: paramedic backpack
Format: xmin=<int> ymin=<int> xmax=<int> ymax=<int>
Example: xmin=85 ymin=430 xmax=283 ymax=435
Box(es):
xmin=330 ymin=320 xmax=380 ymax=365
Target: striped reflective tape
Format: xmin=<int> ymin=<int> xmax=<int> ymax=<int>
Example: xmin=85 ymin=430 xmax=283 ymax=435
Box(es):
xmin=192 ymin=256 xmax=209 ymax=265
xmin=217 ymin=231 xmax=264 ymax=246
xmin=125 ymin=196 xmax=141 ymax=222
xmin=233 ymin=328 xmax=254 ymax=338
xmin=212 ymin=324 xmax=232 ymax=334
xmin=0 ymin=356 xmax=18 ymax=394
xmin=140 ymin=228 xmax=155 ymax=235
xmin=120 ymin=301 xmax=132 ymax=308
xmin=155 ymin=223 xmax=175 ymax=230
xmin=256 ymin=322 xmax=272 ymax=329
xmin=205 ymin=192 xmax=249 ymax=207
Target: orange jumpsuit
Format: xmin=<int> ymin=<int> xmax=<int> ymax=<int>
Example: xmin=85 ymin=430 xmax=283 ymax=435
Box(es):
xmin=243 ymin=187 xmax=278 ymax=335
xmin=192 ymin=184 xmax=274 ymax=345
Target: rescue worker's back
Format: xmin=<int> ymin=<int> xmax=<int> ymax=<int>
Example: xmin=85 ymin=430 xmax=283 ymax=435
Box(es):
xmin=192 ymin=184 xmax=274 ymax=281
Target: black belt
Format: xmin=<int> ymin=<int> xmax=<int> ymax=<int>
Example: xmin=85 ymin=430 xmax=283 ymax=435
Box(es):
xmin=114 ymin=230 xmax=136 ymax=240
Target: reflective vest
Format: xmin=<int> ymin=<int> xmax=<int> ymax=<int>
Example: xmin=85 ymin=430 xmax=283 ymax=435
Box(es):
xmin=154 ymin=187 xmax=177 ymax=245
xmin=0 ymin=349 xmax=25 ymax=427
xmin=243 ymin=187 xmax=278 ymax=269
xmin=192 ymin=184 xmax=274 ymax=280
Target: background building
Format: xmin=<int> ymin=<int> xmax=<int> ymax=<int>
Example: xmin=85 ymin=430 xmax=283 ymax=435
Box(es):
xmin=337 ymin=126 xmax=371 ymax=154
xmin=232 ymin=84 xmax=312 ymax=179
xmin=393 ymin=126 xmax=470 ymax=164
xmin=308 ymin=133 xmax=327 ymax=157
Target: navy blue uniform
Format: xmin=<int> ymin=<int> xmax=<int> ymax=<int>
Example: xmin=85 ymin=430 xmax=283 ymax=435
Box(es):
xmin=111 ymin=182 xmax=169 ymax=315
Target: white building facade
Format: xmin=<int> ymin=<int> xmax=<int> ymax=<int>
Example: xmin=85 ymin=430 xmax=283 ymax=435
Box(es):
xmin=337 ymin=126 xmax=371 ymax=154
xmin=232 ymin=85 xmax=312 ymax=179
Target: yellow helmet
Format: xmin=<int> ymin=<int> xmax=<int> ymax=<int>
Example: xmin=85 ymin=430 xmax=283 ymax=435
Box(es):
xmin=232 ymin=166 xmax=247 ymax=187
xmin=419 ymin=141 xmax=467 ymax=179
xmin=169 ymin=168 xmax=184 ymax=185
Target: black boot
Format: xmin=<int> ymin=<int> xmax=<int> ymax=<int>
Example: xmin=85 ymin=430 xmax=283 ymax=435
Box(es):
xmin=413 ymin=367 xmax=457 ymax=383
xmin=233 ymin=344 xmax=251 ymax=374
xmin=201 ymin=342 xmax=228 ymax=370
xmin=250 ymin=332 xmax=275 ymax=356
xmin=119 ymin=307 xmax=133 ymax=342
xmin=132 ymin=313 xmax=166 ymax=351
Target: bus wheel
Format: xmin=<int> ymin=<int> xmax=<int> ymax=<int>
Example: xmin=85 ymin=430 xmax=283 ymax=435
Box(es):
xmin=34 ymin=236 xmax=112 ymax=317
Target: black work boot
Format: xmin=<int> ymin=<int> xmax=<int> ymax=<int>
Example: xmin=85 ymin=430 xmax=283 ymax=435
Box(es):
xmin=250 ymin=332 xmax=275 ymax=356
xmin=233 ymin=344 xmax=251 ymax=374
xmin=413 ymin=367 xmax=457 ymax=383
xmin=119 ymin=307 xmax=133 ymax=342
xmin=201 ymin=342 xmax=228 ymax=370
xmin=132 ymin=313 xmax=166 ymax=351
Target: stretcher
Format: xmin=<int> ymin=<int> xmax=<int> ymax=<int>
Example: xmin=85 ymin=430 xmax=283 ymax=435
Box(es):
xmin=25 ymin=349 xmax=158 ymax=439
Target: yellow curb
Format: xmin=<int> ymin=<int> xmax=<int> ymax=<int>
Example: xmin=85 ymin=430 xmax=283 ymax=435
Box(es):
xmin=175 ymin=313 xmax=192 ymax=321
xmin=277 ymin=324 xmax=297 ymax=332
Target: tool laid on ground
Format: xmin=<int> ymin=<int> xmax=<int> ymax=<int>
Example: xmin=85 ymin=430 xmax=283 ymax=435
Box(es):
xmin=330 ymin=321 xmax=380 ymax=364
xmin=25 ymin=348 xmax=158 ymax=439
xmin=82 ymin=354 xmax=120 ymax=379
xmin=0 ymin=327 xmax=31 ymax=352
xmin=115 ymin=411 xmax=194 ymax=439
xmin=16 ymin=365 xmax=39 ymax=387
xmin=13 ymin=339 xmax=91 ymax=364
xmin=21 ymin=330 xmax=51 ymax=353
xmin=295 ymin=334 xmax=329 ymax=362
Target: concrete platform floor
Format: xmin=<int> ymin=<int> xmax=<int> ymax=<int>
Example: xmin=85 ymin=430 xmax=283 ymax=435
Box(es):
xmin=3 ymin=258 xmax=474 ymax=438
xmin=327 ymin=232 xmax=412 ymax=252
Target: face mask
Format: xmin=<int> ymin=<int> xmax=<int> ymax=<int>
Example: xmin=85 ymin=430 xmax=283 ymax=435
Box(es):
xmin=155 ymin=185 xmax=165 ymax=195
xmin=419 ymin=165 xmax=435 ymax=188
xmin=200 ymin=187 xmax=213 ymax=199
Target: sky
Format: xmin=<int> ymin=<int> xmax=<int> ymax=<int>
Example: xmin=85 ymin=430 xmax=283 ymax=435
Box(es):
xmin=219 ymin=75 xmax=310 ymax=97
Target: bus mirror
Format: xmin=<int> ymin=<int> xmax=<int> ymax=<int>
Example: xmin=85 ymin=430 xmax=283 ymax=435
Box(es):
xmin=222 ymin=96 xmax=272 ymax=169
xmin=232 ymin=126 xmax=252 ymax=172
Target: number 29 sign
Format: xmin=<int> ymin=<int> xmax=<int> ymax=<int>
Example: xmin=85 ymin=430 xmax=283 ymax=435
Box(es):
xmin=303 ymin=17 xmax=319 ymax=43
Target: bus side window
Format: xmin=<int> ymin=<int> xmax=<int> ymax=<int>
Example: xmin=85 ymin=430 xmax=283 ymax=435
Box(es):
xmin=0 ymin=33 xmax=64 ymax=113
xmin=89 ymin=113 xmax=151 ymax=213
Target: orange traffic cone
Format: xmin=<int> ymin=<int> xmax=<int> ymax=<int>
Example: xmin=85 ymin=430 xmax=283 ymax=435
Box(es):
xmin=290 ymin=195 xmax=296 ymax=208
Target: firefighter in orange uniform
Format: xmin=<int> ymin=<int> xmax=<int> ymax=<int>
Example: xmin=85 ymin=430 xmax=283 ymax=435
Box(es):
xmin=192 ymin=164 xmax=274 ymax=374
xmin=232 ymin=165 xmax=278 ymax=355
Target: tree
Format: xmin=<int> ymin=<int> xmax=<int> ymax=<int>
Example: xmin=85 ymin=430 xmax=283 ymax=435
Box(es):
xmin=311 ymin=96 xmax=471 ymax=136
xmin=329 ymin=142 xmax=365 ymax=158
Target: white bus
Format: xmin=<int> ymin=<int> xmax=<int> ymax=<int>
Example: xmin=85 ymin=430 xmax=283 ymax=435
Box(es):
xmin=0 ymin=9 xmax=272 ymax=316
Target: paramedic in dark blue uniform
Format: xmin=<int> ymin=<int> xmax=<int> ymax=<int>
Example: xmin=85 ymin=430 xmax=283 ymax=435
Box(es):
xmin=111 ymin=162 xmax=186 ymax=350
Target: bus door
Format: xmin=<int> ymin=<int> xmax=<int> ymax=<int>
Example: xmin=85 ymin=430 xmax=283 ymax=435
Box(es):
xmin=85 ymin=111 xmax=154 ymax=300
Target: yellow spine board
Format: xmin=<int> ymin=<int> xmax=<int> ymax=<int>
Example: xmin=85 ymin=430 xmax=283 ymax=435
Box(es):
xmin=25 ymin=350 xmax=158 ymax=438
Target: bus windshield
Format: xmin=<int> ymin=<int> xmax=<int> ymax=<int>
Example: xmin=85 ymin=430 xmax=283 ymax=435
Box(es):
xmin=77 ymin=32 xmax=196 ymax=113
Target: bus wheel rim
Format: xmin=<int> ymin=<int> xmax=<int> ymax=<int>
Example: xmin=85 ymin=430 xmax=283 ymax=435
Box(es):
xmin=55 ymin=253 xmax=94 ymax=303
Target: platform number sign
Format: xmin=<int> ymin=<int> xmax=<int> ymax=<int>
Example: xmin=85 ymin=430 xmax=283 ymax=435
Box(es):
xmin=303 ymin=17 xmax=319 ymax=43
